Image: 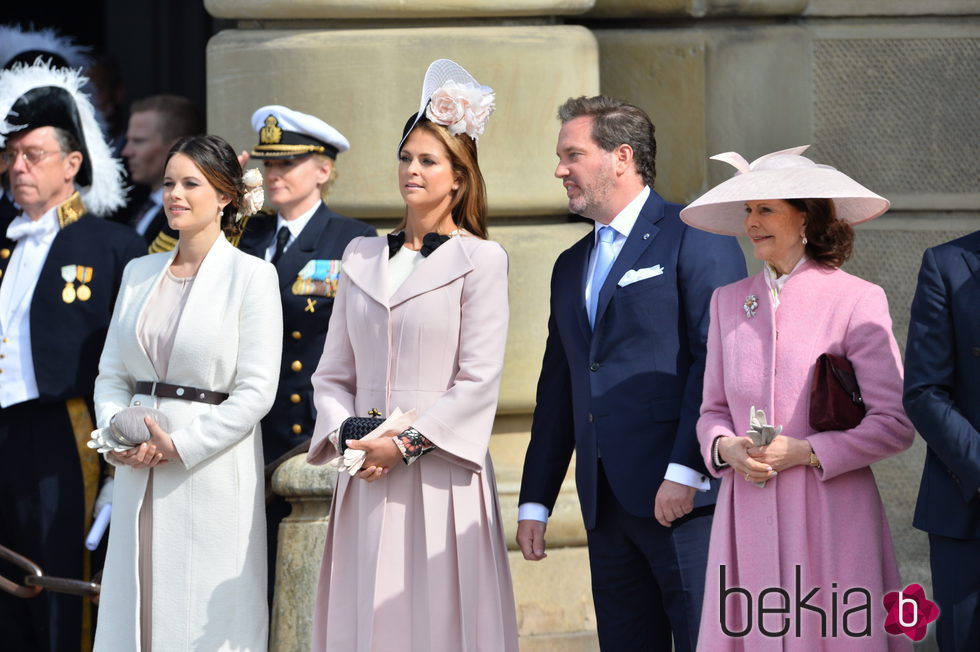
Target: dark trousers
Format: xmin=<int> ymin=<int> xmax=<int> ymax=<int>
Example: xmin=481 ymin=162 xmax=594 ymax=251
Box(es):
xmin=587 ymin=462 xmax=712 ymax=652
xmin=0 ymin=400 xmax=85 ymax=652
xmin=930 ymin=533 xmax=980 ymax=651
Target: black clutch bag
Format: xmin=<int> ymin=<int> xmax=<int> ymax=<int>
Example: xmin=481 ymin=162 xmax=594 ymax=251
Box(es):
xmin=338 ymin=416 xmax=384 ymax=453
xmin=809 ymin=353 xmax=866 ymax=431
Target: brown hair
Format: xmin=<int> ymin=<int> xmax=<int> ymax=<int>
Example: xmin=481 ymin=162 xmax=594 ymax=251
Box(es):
xmin=398 ymin=117 xmax=488 ymax=239
xmin=166 ymin=135 xmax=244 ymax=235
xmin=788 ymin=198 xmax=854 ymax=268
xmin=131 ymin=95 xmax=204 ymax=143
xmin=558 ymin=95 xmax=657 ymax=188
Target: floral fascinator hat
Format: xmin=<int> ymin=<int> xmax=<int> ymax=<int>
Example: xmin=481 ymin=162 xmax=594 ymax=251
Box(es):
xmin=679 ymin=145 xmax=890 ymax=237
xmin=397 ymin=58 xmax=495 ymax=155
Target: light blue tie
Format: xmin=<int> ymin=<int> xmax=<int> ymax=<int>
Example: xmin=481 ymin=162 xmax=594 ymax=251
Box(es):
xmin=588 ymin=226 xmax=617 ymax=328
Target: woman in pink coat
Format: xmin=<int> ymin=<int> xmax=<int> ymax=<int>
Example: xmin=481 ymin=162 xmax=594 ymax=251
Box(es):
xmin=306 ymin=60 xmax=518 ymax=651
xmin=679 ymin=147 xmax=914 ymax=651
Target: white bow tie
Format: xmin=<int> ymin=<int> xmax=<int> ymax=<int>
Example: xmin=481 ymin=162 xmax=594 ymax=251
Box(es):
xmin=7 ymin=215 xmax=57 ymax=241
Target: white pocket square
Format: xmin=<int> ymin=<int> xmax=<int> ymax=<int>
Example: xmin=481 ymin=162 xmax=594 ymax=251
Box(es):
xmin=618 ymin=265 xmax=664 ymax=287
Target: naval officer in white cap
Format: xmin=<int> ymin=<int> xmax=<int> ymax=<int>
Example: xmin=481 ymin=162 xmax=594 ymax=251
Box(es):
xmin=235 ymin=105 xmax=374 ymax=597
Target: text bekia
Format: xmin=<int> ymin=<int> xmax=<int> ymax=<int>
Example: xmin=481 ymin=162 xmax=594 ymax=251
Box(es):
xmin=718 ymin=565 xmax=871 ymax=638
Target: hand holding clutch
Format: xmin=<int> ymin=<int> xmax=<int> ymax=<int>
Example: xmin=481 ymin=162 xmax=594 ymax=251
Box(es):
xmin=88 ymin=406 xmax=171 ymax=453
xmin=333 ymin=408 xmax=417 ymax=476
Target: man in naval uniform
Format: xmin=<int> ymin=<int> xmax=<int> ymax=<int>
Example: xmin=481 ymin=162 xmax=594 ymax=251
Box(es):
xmin=121 ymin=94 xmax=203 ymax=254
xmin=0 ymin=60 xmax=145 ymax=652
xmin=236 ymin=105 xmax=374 ymax=597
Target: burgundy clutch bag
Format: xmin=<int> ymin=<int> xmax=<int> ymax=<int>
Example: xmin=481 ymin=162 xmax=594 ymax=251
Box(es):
xmin=809 ymin=353 xmax=866 ymax=431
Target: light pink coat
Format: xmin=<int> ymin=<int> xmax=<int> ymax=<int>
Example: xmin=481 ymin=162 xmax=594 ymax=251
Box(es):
xmin=307 ymin=234 xmax=518 ymax=652
xmin=696 ymin=261 xmax=914 ymax=651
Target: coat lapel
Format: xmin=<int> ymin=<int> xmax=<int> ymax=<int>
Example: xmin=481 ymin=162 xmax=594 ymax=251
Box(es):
xmin=963 ymin=241 xmax=980 ymax=290
xmin=274 ymin=204 xmax=330 ymax=290
xmin=565 ymin=237 xmax=593 ymax=344
xmin=341 ymin=236 xmax=390 ymax=308
xmin=389 ymin=236 xmax=473 ymax=308
xmin=593 ymin=192 xmax=664 ymax=331
xmin=166 ymin=236 xmax=234 ymax=384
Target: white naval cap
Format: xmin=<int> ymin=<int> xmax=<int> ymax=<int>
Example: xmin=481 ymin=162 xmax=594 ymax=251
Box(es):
xmin=250 ymin=105 xmax=350 ymax=160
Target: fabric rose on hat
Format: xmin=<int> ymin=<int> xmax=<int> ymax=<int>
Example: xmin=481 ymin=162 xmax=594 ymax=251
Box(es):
xmin=425 ymin=80 xmax=496 ymax=142
xmin=238 ymin=167 xmax=265 ymax=218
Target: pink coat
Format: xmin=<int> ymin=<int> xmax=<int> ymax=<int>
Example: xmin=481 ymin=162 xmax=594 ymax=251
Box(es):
xmin=307 ymin=234 xmax=518 ymax=652
xmin=696 ymin=261 xmax=914 ymax=651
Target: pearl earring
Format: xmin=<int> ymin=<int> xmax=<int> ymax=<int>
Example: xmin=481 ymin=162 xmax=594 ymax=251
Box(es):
xmin=802 ymin=234 xmax=808 ymax=245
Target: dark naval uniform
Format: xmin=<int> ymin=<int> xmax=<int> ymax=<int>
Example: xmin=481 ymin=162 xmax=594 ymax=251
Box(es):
xmin=143 ymin=206 xmax=179 ymax=254
xmin=237 ymin=203 xmax=375 ymax=463
xmin=0 ymin=193 xmax=145 ymax=652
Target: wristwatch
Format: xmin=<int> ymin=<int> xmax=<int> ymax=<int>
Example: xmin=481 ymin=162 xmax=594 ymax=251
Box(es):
xmin=808 ymin=445 xmax=821 ymax=469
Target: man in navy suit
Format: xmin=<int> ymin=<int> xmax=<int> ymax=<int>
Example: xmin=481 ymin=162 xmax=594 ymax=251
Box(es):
xmin=517 ymin=96 xmax=746 ymax=651
xmin=905 ymin=231 xmax=980 ymax=651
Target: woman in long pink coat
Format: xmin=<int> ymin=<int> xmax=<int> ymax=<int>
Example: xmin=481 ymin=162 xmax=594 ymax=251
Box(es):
xmin=305 ymin=60 xmax=518 ymax=651
xmin=680 ymin=147 xmax=915 ymax=651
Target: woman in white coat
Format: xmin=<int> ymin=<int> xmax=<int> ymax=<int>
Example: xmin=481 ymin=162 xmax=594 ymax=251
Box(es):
xmin=92 ymin=135 xmax=282 ymax=651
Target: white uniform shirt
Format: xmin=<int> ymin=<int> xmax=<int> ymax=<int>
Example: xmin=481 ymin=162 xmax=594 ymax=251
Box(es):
xmin=263 ymin=201 xmax=320 ymax=262
xmin=0 ymin=207 xmax=60 ymax=407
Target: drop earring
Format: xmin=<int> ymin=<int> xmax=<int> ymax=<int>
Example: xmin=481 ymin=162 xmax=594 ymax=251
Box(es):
xmin=801 ymin=233 xmax=808 ymax=245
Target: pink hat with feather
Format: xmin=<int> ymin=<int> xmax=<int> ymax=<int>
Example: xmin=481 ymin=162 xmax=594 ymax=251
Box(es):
xmin=680 ymin=146 xmax=890 ymax=237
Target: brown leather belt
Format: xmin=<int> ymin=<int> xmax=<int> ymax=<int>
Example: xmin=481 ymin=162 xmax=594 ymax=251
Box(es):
xmin=134 ymin=381 xmax=228 ymax=406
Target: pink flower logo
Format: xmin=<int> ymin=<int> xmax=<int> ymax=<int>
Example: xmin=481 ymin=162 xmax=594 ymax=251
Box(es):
xmin=882 ymin=584 xmax=939 ymax=641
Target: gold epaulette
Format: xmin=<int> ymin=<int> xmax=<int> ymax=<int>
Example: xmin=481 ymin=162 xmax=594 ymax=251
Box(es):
xmin=148 ymin=231 xmax=177 ymax=254
xmin=57 ymin=192 xmax=86 ymax=228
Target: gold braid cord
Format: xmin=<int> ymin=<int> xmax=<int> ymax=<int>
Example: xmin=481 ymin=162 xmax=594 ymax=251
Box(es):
xmin=65 ymin=397 xmax=98 ymax=652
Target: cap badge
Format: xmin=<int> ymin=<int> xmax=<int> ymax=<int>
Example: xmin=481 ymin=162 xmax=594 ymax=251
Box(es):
xmin=260 ymin=115 xmax=283 ymax=145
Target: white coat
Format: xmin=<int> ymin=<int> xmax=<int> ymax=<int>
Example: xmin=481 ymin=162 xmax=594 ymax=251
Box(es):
xmin=93 ymin=236 xmax=282 ymax=651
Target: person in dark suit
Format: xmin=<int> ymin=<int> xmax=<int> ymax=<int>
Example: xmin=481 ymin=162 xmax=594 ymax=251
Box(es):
xmin=905 ymin=230 xmax=980 ymax=651
xmin=0 ymin=60 xmax=145 ymax=652
xmin=121 ymin=94 xmax=204 ymax=253
xmin=236 ymin=105 xmax=374 ymax=598
xmin=516 ymin=96 xmax=746 ymax=651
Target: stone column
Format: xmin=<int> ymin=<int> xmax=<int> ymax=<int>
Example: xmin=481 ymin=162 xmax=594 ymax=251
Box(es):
xmin=204 ymin=2 xmax=603 ymax=650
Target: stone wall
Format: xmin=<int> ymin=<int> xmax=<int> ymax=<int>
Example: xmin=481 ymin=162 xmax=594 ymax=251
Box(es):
xmin=205 ymin=1 xmax=980 ymax=650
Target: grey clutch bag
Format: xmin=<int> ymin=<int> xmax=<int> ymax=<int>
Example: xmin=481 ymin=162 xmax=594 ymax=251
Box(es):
xmin=88 ymin=407 xmax=171 ymax=453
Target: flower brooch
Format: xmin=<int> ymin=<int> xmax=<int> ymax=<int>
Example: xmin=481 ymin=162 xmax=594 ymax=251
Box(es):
xmin=743 ymin=294 xmax=759 ymax=318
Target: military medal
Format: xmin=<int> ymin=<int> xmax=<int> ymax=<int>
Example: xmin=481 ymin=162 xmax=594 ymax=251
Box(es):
xmin=292 ymin=259 xmax=342 ymax=298
xmin=75 ymin=266 xmax=93 ymax=301
xmin=61 ymin=265 xmax=77 ymax=303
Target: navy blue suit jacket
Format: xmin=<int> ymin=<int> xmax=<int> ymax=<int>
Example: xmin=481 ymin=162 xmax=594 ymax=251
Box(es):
xmin=519 ymin=189 xmax=746 ymax=529
xmin=906 ymin=230 xmax=980 ymax=539
xmin=238 ymin=203 xmax=375 ymax=462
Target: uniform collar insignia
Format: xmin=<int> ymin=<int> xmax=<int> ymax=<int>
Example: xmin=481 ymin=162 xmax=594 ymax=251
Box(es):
xmin=57 ymin=191 xmax=85 ymax=229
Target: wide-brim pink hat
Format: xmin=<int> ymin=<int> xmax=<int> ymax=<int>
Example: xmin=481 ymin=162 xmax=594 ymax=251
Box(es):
xmin=679 ymin=145 xmax=890 ymax=237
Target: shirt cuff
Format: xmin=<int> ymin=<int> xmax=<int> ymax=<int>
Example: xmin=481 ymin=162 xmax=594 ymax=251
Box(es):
xmin=518 ymin=502 xmax=549 ymax=523
xmin=665 ymin=463 xmax=711 ymax=492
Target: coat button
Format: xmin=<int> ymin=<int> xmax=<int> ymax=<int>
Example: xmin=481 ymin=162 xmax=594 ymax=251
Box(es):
xmin=589 ymin=362 xmax=599 ymax=372
xmin=291 ymin=360 xmax=303 ymax=372
xmin=587 ymin=413 xmax=593 ymax=423
xmin=0 ymin=249 xmax=9 ymax=259
xmin=292 ymin=424 xmax=302 ymax=434
xmin=972 ymin=346 xmax=980 ymax=357
xmin=290 ymin=393 xmax=302 ymax=403
xmin=0 ymin=269 xmax=4 ymax=279
xmin=292 ymin=330 xmax=302 ymax=340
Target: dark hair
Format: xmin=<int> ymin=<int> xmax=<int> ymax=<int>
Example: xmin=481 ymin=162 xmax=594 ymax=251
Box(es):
xmin=52 ymin=126 xmax=82 ymax=154
xmin=788 ymin=198 xmax=854 ymax=268
xmin=132 ymin=95 xmax=204 ymax=143
xmin=558 ymin=95 xmax=657 ymax=187
xmin=397 ymin=117 xmax=488 ymax=239
xmin=166 ymin=135 xmax=244 ymax=235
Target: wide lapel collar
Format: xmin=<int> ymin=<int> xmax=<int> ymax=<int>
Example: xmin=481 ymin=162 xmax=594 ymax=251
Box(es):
xmin=389 ymin=235 xmax=473 ymax=308
xmin=166 ymin=235 xmax=232 ymax=383
xmin=963 ymin=237 xmax=980 ymax=289
xmin=275 ymin=204 xmax=329 ymax=290
xmin=593 ymin=190 xmax=663 ymax=331
xmin=342 ymin=236 xmax=390 ymax=308
xmin=131 ymin=246 xmax=180 ymax=381
xmin=566 ymin=235 xmax=593 ymax=344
